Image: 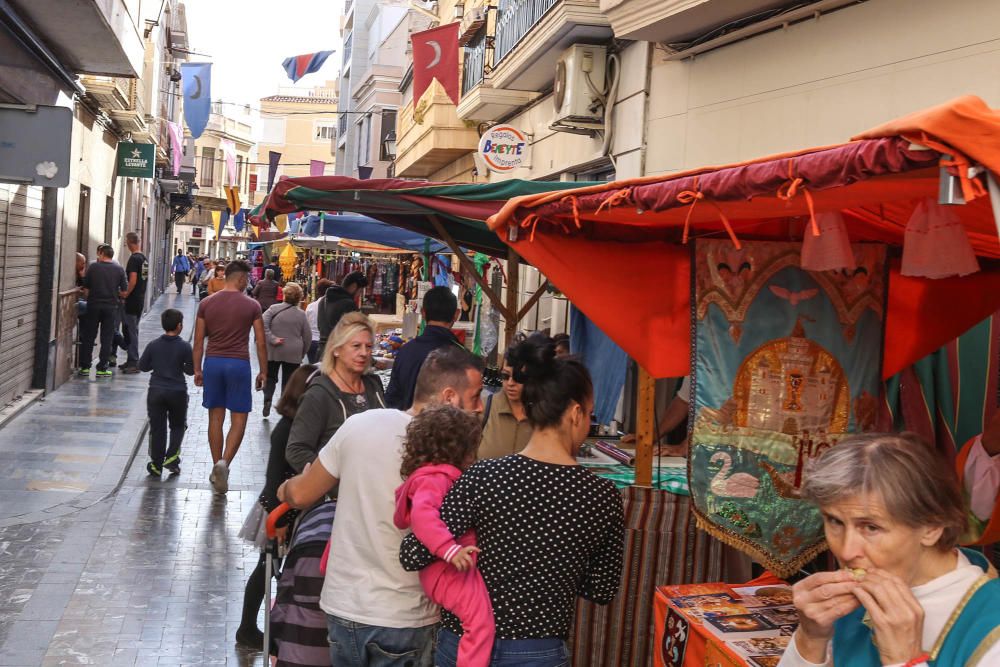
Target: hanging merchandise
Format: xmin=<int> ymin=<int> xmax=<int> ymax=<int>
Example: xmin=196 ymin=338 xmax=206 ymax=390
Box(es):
xmin=689 ymin=240 xmax=888 ymax=577
xmin=479 ymin=303 xmax=500 ymax=356
xmin=279 ymin=243 xmax=298 ymax=280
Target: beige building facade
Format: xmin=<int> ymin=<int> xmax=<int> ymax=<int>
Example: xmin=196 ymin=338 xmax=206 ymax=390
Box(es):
xmin=256 ymin=82 xmax=339 ymax=193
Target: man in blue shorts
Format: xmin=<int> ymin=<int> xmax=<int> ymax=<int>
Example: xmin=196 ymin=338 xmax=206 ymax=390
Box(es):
xmin=193 ymin=260 xmax=267 ymax=493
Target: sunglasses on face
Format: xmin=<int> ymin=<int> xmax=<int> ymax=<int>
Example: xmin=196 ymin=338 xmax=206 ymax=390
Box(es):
xmin=500 ymin=371 xmax=513 ymax=382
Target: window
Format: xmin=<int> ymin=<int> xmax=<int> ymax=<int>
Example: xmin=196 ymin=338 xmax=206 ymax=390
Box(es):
xmin=236 ymin=156 xmax=244 ymax=188
xmin=200 ymin=147 xmax=215 ymax=187
xmin=315 ymin=122 xmax=336 ymax=141
xmin=357 ymin=115 xmax=370 ymax=167
xmin=379 ymin=109 xmax=397 ymax=161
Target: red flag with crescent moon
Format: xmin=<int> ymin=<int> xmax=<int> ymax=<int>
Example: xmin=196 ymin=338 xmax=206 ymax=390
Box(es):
xmin=411 ymin=23 xmax=460 ymax=105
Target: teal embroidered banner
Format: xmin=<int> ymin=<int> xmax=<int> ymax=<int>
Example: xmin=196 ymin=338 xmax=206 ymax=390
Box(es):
xmin=690 ymin=240 xmax=887 ymax=577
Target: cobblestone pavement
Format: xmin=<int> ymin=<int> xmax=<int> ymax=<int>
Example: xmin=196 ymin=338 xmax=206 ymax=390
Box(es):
xmin=0 ymin=291 xmax=278 ymax=666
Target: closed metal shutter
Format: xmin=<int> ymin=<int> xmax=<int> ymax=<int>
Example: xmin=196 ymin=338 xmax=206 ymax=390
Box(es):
xmin=0 ymin=183 xmax=43 ymax=407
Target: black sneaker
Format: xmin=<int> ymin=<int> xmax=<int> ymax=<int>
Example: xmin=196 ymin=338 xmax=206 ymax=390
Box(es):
xmin=146 ymin=461 xmax=162 ymax=477
xmin=262 ymin=400 xmax=271 ymax=418
xmin=122 ymin=366 xmax=140 ymax=375
xmin=235 ymin=626 xmax=264 ymax=649
xmin=117 ymin=361 xmax=130 ymax=370
xmin=165 ymin=458 xmax=181 ymax=475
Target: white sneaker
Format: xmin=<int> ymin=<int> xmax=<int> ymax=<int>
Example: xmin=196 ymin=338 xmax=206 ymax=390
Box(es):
xmin=210 ymin=460 xmax=229 ymax=494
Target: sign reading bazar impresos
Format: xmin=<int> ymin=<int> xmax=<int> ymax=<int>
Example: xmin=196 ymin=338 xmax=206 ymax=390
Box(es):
xmin=116 ymin=142 xmax=155 ymax=178
xmin=478 ymin=125 xmax=529 ymax=173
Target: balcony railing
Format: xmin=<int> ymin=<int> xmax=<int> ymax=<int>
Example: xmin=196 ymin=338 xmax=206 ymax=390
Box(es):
xmin=343 ymin=32 xmax=354 ymax=67
xmin=494 ymin=0 xmax=558 ymax=64
xmin=462 ymin=31 xmax=488 ymax=96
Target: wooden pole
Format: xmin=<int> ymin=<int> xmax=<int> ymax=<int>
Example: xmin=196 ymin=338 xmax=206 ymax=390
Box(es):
xmin=426 ymin=216 xmax=512 ymax=321
xmin=634 ymin=366 xmax=656 ymax=487
xmin=505 ymin=245 xmax=520 ymax=347
xmin=517 ymin=279 xmax=550 ymax=322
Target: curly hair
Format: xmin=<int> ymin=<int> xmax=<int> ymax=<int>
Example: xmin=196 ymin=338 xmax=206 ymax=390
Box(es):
xmin=400 ymin=405 xmax=483 ymax=479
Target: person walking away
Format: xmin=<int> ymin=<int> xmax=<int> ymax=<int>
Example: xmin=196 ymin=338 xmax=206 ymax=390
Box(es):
xmin=395 ymin=406 xmax=494 ymax=667
xmin=138 ymin=308 xmax=193 ymax=476
xmin=80 ymin=244 xmax=127 ymax=377
xmin=119 ymin=232 xmax=148 ymax=374
xmin=192 ymin=256 xmax=205 ymax=295
xmin=253 ymin=269 xmax=280 ymax=312
xmin=207 ymin=264 xmax=226 ymax=295
xmin=193 ymin=260 xmax=267 ymax=493
xmin=305 ymin=279 xmax=333 ymax=364
xmin=262 ymin=282 xmax=312 ymax=418
xmin=385 ymin=286 xmax=461 ymax=409
xmin=316 ymin=271 xmax=367 ymax=355
xmin=236 ymin=363 xmax=317 ymax=648
xmin=478 ymin=347 xmax=532 ymax=459
xmin=172 ymin=249 xmax=191 ymax=293
xmin=284 ymin=312 xmax=385 ymax=472
xmin=400 ymin=336 xmax=625 ymax=667
xmin=278 ymin=346 xmax=486 ymax=667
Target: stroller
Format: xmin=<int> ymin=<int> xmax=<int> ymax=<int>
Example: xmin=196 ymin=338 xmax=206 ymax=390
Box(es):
xmin=265 ymin=500 xmax=337 ymax=666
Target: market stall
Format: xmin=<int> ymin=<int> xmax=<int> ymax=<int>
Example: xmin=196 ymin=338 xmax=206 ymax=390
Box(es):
xmin=483 ymin=96 xmax=1000 ymax=665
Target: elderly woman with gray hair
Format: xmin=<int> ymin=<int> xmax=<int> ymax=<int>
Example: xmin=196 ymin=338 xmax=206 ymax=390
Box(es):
xmin=261 ymin=282 xmax=311 ymax=418
xmin=779 ymin=432 xmax=1000 ymax=667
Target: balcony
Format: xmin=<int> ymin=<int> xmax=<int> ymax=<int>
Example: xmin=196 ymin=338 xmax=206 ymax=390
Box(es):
xmin=7 ymin=0 xmax=144 ymax=77
xmin=80 ymin=75 xmax=132 ymax=111
xmin=343 ymin=32 xmax=354 ymax=69
xmin=600 ymin=0 xmax=855 ymax=53
xmin=487 ymin=0 xmax=611 ymax=93
xmin=394 ymin=83 xmax=479 ymax=178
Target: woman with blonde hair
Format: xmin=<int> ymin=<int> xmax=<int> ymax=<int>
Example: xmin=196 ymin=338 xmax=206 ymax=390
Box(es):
xmin=285 ymin=311 xmax=385 ymax=472
xmin=780 ymin=432 xmax=1000 ymax=667
xmin=261 ymin=282 xmax=312 ymax=418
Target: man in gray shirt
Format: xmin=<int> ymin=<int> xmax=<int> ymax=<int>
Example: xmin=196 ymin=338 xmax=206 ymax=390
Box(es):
xmin=80 ymin=244 xmax=127 ymax=377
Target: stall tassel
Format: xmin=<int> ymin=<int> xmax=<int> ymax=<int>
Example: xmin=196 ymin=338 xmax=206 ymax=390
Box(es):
xmin=801 ymin=211 xmax=855 ymax=272
xmin=901 ymin=199 xmax=980 ymax=278
xmin=560 ymin=195 xmax=583 ymax=229
xmin=777 ymin=174 xmax=820 ymax=238
xmin=518 ymin=213 xmax=542 ymax=242
xmin=594 ymin=187 xmax=633 ymax=215
xmin=677 ymin=188 xmax=742 ymax=249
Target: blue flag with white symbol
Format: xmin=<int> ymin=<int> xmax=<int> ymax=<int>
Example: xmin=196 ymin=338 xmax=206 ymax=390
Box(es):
xmin=181 ymin=63 xmax=212 ymax=139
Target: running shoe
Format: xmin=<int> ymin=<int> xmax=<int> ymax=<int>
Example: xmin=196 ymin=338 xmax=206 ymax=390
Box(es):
xmin=210 ymin=460 xmax=229 ymax=493
xmin=95 ymin=368 xmax=112 ymax=378
xmin=146 ymin=461 xmax=161 ymax=477
xmin=165 ymin=463 xmax=181 ymax=475
xmin=77 ymin=368 xmax=90 ymax=376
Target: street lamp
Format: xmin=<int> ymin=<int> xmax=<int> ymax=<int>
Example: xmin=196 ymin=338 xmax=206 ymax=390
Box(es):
xmin=382 ymin=130 xmax=397 ymax=160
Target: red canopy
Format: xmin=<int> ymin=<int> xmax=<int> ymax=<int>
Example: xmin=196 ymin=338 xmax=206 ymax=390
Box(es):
xmin=488 ymin=96 xmax=1000 ymax=379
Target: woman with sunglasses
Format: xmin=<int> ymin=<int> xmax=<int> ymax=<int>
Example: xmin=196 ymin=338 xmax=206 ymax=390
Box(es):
xmin=478 ymin=347 xmax=532 ymax=459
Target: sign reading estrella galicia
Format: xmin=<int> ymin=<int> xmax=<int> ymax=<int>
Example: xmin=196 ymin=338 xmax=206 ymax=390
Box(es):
xmin=478 ymin=125 xmax=530 ymax=173
xmin=116 ymin=142 xmax=155 ymax=178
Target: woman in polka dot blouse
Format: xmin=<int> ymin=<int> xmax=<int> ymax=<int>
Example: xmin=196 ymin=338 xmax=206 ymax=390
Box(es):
xmin=401 ymin=335 xmax=625 ymax=666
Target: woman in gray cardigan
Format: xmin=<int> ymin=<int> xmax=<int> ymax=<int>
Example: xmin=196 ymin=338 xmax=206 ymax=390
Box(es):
xmin=261 ymin=282 xmax=312 ymax=417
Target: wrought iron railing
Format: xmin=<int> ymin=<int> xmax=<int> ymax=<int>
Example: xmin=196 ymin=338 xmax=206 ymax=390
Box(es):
xmin=494 ymin=0 xmax=558 ymax=65
xmin=462 ymin=30 xmax=488 ymax=96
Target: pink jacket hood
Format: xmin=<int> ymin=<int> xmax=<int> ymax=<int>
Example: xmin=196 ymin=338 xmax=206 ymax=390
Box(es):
xmin=393 ymin=463 xmax=462 ymax=531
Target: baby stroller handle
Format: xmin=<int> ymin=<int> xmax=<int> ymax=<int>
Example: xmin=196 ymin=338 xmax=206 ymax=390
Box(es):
xmin=266 ymin=502 xmax=292 ymax=539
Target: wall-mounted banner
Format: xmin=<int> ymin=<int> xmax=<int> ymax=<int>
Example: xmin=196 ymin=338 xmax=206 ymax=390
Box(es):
xmin=478 ymin=125 xmax=530 ymax=173
xmin=181 ymin=62 xmax=212 ymax=139
xmin=116 ymin=142 xmax=155 ymax=178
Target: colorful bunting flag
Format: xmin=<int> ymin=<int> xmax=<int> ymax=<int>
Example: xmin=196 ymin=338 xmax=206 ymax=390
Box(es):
xmin=282 ymin=51 xmax=335 ymax=83
xmin=274 ymin=214 xmax=288 ymax=233
xmin=225 ymin=186 xmax=241 ymax=215
xmin=220 ymin=140 xmax=237 ymax=185
xmin=166 ymin=121 xmax=183 ymax=176
xmin=234 ymin=208 xmax=246 ymax=232
xmin=181 ymin=63 xmax=212 ymax=139
xmin=211 ymin=210 xmax=221 ymax=239
xmin=267 ymin=151 xmax=281 ymax=193
xmin=310 ymin=160 xmax=326 ymax=176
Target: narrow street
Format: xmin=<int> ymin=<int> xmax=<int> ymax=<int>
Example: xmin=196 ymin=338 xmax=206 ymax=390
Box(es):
xmin=0 ymin=291 xmax=273 ymax=666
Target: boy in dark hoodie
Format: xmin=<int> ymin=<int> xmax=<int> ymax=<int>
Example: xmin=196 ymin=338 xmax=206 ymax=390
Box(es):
xmin=316 ymin=271 xmax=367 ymax=352
xmin=139 ymin=309 xmax=194 ymax=476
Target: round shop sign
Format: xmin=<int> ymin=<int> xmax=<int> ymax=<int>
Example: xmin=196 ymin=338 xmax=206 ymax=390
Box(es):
xmin=478 ymin=125 xmax=528 ymax=173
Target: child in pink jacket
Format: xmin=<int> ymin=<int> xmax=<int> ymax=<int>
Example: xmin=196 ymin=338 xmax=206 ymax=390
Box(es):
xmin=394 ymin=405 xmax=494 ymax=667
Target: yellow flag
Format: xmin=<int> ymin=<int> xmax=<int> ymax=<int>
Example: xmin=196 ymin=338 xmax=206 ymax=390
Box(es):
xmin=211 ymin=210 xmax=222 ymax=239
xmin=274 ymin=214 xmax=288 ymax=233
xmin=225 ymin=186 xmax=241 ymax=214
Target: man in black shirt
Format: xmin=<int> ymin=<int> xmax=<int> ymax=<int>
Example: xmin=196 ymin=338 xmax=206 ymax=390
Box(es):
xmin=120 ymin=232 xmax=148 ymax=374
xmin=80 ymin=244 xmax=127 ymax=377
xmin=385 ymin=286 xmax=462 ymax=409
xmin=316 ymin=270 xmax=367 ymax=352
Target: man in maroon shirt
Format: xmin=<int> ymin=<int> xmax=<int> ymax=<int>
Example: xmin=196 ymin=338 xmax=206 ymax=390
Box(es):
xmin=193 ymin=260 xmax=268 ymax=493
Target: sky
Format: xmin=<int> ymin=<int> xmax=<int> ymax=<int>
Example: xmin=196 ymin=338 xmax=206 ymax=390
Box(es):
xmin=184 ymin=0 xmax=344 ymax=108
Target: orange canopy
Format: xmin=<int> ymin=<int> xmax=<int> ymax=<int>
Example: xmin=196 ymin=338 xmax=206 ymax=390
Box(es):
xmin=488 ymin=96 xmax=1000 ymax=379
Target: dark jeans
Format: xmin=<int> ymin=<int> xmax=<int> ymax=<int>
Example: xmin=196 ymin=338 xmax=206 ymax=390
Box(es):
xmin=326 ymin=615 xmax=435 ymax=667
xmin=436 ymin=628 xmax=568 ymax=667
xmin=123 ymin=312 xmax=140 ymax=366
xmin=147 ymin=387 xmax=188 ymax=467
xmin=307 ymin=340 xmax=320 ymax=364
xmin=80 ymin=303 xmax=117 ymax=370
xmin=264 ymin=360 xmax=299 ymax=404
xmin=174 ymin=271 xmax=187 ymax=292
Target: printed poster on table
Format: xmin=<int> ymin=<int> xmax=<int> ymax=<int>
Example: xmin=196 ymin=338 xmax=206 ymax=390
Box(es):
xmin=690 ymin=240 xmax=886 ymax=576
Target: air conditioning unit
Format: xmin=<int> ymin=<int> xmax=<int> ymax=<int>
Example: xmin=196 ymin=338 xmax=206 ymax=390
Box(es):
xmin=552 ymin=44 xmax=606 ymax=131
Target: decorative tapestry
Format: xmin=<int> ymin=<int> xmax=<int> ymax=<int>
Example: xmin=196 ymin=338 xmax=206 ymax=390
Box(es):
xmin=690 ymin=240 xmax=886 ymax=576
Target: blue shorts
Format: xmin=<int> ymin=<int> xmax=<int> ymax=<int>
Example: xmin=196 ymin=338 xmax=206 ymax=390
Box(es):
xmin=202 ymin=357 xmax=253 ymax=413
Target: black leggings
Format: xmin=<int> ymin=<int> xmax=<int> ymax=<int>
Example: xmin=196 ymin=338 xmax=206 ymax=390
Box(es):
xmin=239 ymin=551 xmax=276 ymax=631
xmin=264 ymin=361 xmax=299 ymax=404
